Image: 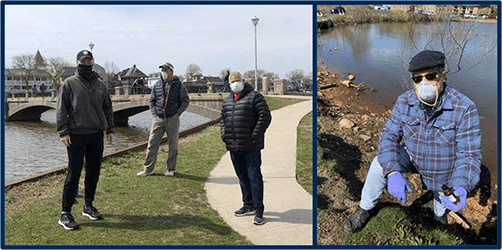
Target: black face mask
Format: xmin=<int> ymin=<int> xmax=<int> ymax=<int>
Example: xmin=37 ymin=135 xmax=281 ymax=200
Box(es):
xmin=78 ymin=65 xmax=95 ymax=82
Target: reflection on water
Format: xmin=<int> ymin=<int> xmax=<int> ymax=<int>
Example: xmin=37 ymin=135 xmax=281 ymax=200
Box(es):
xmin=4 ymin=110 xmax=211 ymax=182
xmin=318 ymin=22 xmax=498 ymax=188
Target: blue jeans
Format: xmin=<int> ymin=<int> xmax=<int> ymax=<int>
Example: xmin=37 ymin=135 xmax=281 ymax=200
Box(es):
xmin=360 ymin=145 xmax=447 ymax=217
xmin=230 ymin=151 xmax=264 ymax=213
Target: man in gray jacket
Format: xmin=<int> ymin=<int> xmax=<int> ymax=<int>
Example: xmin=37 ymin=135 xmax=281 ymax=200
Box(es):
xmin=137 ymin=62 xmax=190 ymax=177
xmin=56 ymin=50 xmax=114 ymax=230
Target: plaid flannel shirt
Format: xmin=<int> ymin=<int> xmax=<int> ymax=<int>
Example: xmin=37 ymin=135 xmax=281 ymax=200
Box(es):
xmin=378 ymin=85 xmax=481 ymax=191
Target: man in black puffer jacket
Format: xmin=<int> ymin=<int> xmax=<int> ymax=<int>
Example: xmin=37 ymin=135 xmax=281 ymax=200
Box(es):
xmin=220 ymin=71 xmax=271 ymax=225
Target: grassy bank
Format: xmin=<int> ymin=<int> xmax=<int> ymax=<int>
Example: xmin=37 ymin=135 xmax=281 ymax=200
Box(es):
xmin=4 ymin=96 xmax=310 ymax=246
xmin=4 ymin=125 xmax=251 ymax=245
xmin=297 ymin=112 xmax=313 ymax=195
xmin=264 ymin=96 xmax=306 ymax=111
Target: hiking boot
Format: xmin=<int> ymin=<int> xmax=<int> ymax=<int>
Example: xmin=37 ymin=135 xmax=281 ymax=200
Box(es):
xmin=164 ymin=170 xmax=175 ymax=176
xmin=343 ymin=206 xmax=372 ymax=234
xmin=253 ymin=211 xmax=264 ymax=225
xmin=82 ymin=205 xmax=103 ymax=220
xmin=137 ymin=170 xmax=153 ymax=177
xmin=234 ymin=205 xmax=256 ymax=217
xmin=58 ymin=212 xmax=79 ymax=230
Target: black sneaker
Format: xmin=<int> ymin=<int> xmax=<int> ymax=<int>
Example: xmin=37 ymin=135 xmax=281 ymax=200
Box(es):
xmin=253 ymin=211 xmax=264 ymax=225
xmin=234 ymin=205 xmax=256 ymax=217
xmin=58 ymin=212 xmax=79 ymax=230
xmin=343 ymin=206 xmax=372 ymax=234
xmin=82 ymin=205 xmax=103 ymax=220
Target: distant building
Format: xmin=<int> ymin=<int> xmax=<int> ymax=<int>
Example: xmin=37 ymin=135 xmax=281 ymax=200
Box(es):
xmin=60 ymin=64 xmax=108 ymax=84
xmin=117 ymin=65 xmax=147 ymax=86
xmin=4 ymin=50 xmax=52 ymax=96
xmin=183 ymin=74 xmax=227 ymax=93
xmin=391 ymin=4 xmax=493 ymax=16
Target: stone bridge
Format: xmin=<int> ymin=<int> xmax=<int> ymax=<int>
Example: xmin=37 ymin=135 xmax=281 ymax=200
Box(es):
xmin=5 ymin=93 xmax=226 ymax=126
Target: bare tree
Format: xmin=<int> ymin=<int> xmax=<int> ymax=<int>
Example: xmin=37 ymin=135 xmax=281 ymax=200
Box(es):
xmin=44 ymin=57 xmax=71 ymax=90
xmin=243 ymin=69 xmax=279 ymax=91
xmin=185 ymin=64 xmax=202 ymax=80
xmin=103 ymin=61 xmax=121 ymax=87
xmin=11 ymin=54 xmax=37 ymax=90
xmin=286 ymin=69 xmax=306 ymax=92
xmin=286 ymin=69 xmax=305 ymax=83
xmin=405 ymin=14 xmax=496 ymax=75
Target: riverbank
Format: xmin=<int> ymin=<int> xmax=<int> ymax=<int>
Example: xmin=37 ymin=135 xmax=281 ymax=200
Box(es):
xmin=4 ymin=96 xmax=312 ymax=246
xmin=317 ymin=8 xmax=497 ymax=30
xmin=317 ymin=67 xmax=497 ymax=245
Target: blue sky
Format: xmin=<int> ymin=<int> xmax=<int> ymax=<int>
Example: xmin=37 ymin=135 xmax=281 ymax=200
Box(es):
xmin=4 ymin=4 xmax=313 ymax=78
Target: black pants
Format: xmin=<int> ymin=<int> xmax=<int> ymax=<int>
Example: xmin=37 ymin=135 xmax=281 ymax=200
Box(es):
xmin=62 ymin=132 xmax=104 ymax=213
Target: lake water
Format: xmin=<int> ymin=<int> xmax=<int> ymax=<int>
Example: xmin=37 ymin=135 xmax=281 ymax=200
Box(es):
xmin=4 ymin=110 xmax=211 ymax=182
xmin=318 ymin=22 xmax=498 ymax=188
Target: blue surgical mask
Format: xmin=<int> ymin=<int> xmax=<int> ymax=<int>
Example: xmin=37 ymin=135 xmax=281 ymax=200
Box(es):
xmin=415 ymin=81 xmax=439 ymax=106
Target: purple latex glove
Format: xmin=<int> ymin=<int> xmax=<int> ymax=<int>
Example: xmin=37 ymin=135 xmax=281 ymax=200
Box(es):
xmin=441 ymin=186 xmax=467 ymax=212
xmin=387 ymin=172 xmax=413 ymax=204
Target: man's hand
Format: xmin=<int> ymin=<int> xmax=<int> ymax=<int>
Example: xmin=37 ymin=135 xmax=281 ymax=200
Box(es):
xmin=60 ymin=135 xmax=71 ymax=147
xmin=441 ymin=186 xmax=467 ymax=212
xmin=174 ymin=113 xmax=179 ymax=119
xmin=387 ymin=172 xmax=413 ymax=204
xmin=107 ymin=133 xmax=113 ymax=144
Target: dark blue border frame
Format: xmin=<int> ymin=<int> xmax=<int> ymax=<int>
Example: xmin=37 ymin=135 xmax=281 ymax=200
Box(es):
xmin=1 ymin=1 xmax=501 ymax=249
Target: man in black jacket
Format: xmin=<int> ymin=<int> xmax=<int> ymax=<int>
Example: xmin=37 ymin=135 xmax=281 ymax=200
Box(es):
xmin=56 ymin=50 xmax=114 ymax=230
xmin=220 ymin=71 xmax=271 ymax=225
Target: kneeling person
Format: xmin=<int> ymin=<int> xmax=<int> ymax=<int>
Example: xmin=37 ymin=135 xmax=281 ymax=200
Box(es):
xmin=344 ymin=50 xmax=481 ymax=234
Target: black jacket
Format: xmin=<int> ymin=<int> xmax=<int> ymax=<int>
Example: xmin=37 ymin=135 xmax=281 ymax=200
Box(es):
xmin=57 ymin=72 xmax=114 ymax=136
xmin=220 ymin=83 xmax=271 ymax=152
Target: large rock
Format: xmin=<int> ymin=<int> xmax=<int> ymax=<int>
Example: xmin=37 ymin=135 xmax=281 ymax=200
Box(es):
xmin=339 ymin=118 xmax=355 ymax=129
xmin=359 ymin=134 xmax=371 ymax=142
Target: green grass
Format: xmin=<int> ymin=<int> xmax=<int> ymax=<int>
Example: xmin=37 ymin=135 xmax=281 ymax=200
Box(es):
xmin=296 ymin=112 xmax=313 ymax=195
xmin=343 ymin=207 xmax=458 ymax=245
xmin=4 ymin=96 xmax=310 ymax=246
xmin=4 ymin=126 xmax=251 ymax=246
xmin=265 ymin=96 xmax=306 ymax=111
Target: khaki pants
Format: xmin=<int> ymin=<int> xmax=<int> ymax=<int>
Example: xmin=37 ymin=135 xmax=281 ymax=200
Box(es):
xmin=144 ymin=115 xmax=180 ymax=172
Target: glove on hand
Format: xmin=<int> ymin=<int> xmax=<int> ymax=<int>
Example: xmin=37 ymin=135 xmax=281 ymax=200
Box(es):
xmin=387 ymin=172 xmax=413 ymax=204
xmin=106 ymin=133 xmax=113 ymax=144
xmin=441 ymin=186 xmax=467 ymax=212
xmin=60 ymin=135 xmax=71 ymax=147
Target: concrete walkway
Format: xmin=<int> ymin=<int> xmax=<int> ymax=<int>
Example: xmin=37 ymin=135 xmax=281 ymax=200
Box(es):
xmin=204 ymin=98 xmax=313 ymax=245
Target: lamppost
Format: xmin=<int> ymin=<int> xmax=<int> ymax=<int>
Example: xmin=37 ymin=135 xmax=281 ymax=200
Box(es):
xmin=89 ymin=42 xmax=94 ymax=53
xmin=251 ymin=16 xmax=259 ymax=91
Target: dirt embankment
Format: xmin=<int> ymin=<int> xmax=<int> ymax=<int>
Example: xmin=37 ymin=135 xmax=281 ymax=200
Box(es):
xmin=317 ymin=66 xmax=497 ymax=245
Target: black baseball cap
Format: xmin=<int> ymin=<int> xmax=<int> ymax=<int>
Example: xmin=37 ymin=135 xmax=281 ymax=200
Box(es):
xmin=77 ymin=50 xmax=94 ymax=62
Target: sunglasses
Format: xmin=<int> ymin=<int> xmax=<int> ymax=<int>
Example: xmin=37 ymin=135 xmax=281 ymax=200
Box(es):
xmin=412 ymin=73 xmax=438 ymax=83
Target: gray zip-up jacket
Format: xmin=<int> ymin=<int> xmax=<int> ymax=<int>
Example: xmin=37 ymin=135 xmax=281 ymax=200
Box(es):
xmin=57 ymin=72 xmax=114 ymax=137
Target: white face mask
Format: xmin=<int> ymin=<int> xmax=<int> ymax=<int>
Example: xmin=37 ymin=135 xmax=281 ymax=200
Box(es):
xmin=161 ymin=71 xmax=169 ymax=81
xmin=230 ymin=81 xmax=244 ymax=93
xmin=415 ymin=80 xmax=439 ymax=106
